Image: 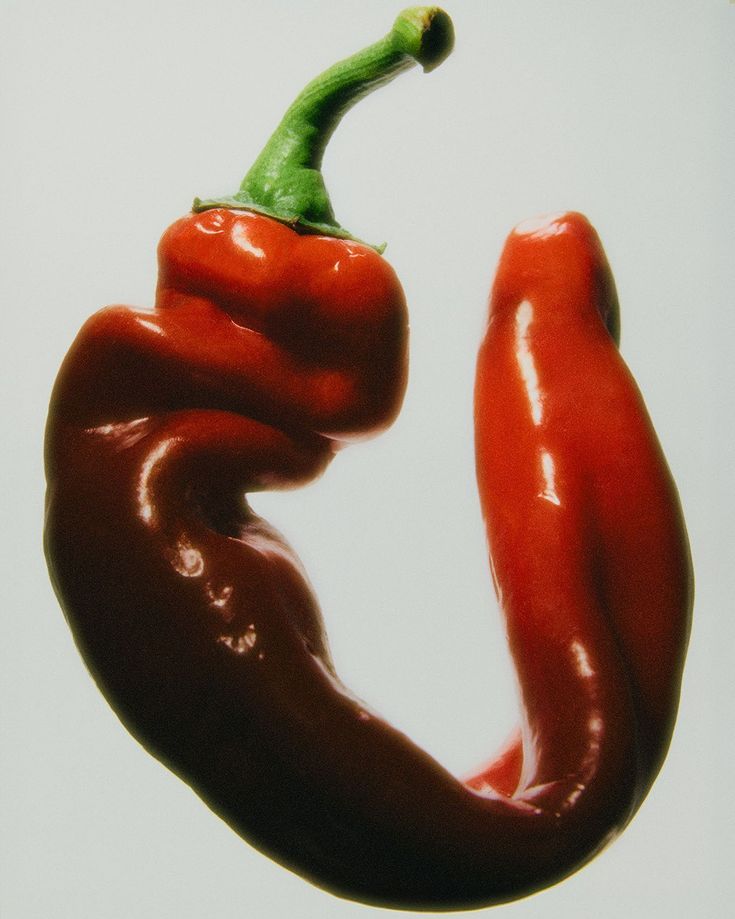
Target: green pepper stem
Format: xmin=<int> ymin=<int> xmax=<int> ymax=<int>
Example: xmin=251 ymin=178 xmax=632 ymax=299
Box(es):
xmin=193 ymin=7 xmax=454 ymax=249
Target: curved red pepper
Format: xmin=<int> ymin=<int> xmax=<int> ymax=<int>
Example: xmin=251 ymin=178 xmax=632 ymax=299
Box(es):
xmin=44 ymin=9 xmax=691 ymax=912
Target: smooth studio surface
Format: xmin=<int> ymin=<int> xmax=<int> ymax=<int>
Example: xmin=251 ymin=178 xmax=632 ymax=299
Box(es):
xmin=3 ymin=1 xmax=733 ymax=917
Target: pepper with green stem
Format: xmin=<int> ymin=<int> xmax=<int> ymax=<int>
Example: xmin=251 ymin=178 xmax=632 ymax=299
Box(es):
xmin=45 ymin=6 xmax=691 ymax=910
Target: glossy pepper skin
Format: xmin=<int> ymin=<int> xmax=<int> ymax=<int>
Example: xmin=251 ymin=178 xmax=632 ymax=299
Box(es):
xmin=471 ymin=213 xmax=692 ymax=811
xmin=44 ymin=8 xmax=692 ymax=912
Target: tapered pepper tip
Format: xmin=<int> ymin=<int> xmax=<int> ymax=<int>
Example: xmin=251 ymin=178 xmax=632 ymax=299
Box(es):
xmin=506 ymin=211 xmax=621 ymax=346
xmin=393 ymin=7 xmax=455 ymax=72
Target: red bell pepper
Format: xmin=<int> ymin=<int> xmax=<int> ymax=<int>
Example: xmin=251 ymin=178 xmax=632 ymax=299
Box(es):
xmin=44 ymin=7 xmax=691 ymax=910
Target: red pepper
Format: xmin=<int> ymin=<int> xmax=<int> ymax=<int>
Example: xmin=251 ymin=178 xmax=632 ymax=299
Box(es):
xmin=471 ymin=211 xmax=692 ymax=818
xmin=44 ymin=8 xmax=691 ymax=911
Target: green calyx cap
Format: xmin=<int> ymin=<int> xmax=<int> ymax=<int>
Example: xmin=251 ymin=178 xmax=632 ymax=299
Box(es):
xmin=192 ymin=7 xmax=454 ymax=251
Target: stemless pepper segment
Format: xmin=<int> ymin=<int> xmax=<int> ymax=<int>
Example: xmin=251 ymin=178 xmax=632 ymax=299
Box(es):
xmin=472 ymin=213 xmax=692 ymax=807
xmin=44 ymin=6 xmax=692 ymax=910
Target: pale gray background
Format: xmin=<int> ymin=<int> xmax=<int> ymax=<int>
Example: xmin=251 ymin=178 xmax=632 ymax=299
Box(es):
xmin=2 ymin=1 xmax=732 ymax=916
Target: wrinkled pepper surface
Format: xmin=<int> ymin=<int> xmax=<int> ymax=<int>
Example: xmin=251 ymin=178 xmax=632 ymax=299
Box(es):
xmin=44 ymin=7 xmax=692 ymax=911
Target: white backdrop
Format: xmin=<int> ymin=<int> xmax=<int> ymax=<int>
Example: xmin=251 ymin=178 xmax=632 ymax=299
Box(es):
xmin=2 ymin=1 xmax=732 ymax=917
